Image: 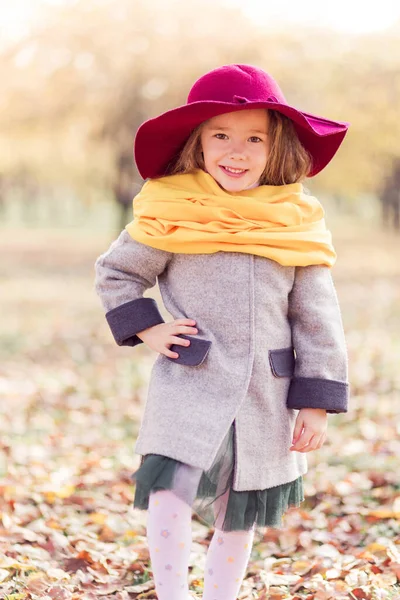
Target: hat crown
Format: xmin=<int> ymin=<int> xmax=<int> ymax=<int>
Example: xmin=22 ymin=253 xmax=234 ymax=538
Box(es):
xmin=187 ymin=64 xmax=287 ymax=105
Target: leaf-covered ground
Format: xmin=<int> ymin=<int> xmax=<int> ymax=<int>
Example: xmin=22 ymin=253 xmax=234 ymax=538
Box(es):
xmin=0 ymin=219 xmax=399 ymax=599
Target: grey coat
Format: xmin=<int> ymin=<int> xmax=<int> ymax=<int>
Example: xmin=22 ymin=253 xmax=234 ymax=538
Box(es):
xmin=94 ymin=229 xmax=349 ymax=492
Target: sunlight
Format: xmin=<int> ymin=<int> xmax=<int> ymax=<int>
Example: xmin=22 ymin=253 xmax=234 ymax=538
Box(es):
xmin=2 ymin=0 xmax=400 ymax=45
xmin=234 ymin=0 xmax=400 ymax=34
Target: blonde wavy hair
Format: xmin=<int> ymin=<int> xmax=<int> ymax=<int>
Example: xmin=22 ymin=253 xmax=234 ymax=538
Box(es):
xmin=165 ymin=109 xmax=313 ymax=185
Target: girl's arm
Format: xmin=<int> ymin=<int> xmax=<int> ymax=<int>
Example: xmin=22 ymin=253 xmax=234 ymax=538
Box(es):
xmin=94 ymin=229 xmax=172 ymax=347
xmin=287 ymin=265 xmax=349 ymax=414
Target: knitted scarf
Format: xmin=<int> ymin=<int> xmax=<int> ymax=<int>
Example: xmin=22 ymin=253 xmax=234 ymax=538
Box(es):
xmin=125 ymin=168 xmax=336 ymax=267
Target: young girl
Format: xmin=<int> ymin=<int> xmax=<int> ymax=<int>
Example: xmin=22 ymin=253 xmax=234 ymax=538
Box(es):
xmin=95 ymin=64 xmax=350 ymax=600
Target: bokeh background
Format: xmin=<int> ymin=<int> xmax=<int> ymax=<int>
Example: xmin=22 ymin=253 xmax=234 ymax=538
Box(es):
xmin=1 ymin=1 xmax=400 ymax=598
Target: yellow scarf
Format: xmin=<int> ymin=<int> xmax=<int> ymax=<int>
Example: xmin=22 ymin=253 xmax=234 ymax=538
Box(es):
xmin=125 ymin=168 xmax=336 ymax=267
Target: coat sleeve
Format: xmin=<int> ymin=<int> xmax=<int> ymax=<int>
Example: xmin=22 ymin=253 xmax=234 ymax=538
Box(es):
xmin=94 ymin=229 xmax=172 ymax=347
xmin=287 ymin=265 xmax=350 ymax=414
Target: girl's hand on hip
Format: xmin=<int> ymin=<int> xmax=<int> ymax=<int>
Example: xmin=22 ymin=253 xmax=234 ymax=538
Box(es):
xmin=136 ymin=318 xmax=198 ymax=358
xmin=290 ymin=408 xmax=327 ymax=453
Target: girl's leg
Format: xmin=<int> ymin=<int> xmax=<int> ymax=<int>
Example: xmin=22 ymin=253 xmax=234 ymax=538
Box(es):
xmin=202 ymin=488 xmax=255 ymax=600
xmin=146 ymin=489 xmax=193 ymax=600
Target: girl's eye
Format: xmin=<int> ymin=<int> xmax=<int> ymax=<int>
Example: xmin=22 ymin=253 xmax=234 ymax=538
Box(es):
xmin=214 ymin=134 xmax=263 ymax=143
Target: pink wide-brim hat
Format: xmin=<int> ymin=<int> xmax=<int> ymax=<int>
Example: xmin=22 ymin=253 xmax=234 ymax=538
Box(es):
xmin=134 ymin=64 xmax=350 ymax=179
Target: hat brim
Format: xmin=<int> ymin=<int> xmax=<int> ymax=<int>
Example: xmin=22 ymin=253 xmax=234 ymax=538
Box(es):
xmin=134 ymin=100 xmax=349 ymax=179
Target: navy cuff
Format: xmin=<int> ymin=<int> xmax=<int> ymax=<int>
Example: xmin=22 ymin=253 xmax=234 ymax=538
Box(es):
xmin=105 ymin=298 xmax=165 ymax=347
xmin=287 ymin=377 xmax=349 ymax=413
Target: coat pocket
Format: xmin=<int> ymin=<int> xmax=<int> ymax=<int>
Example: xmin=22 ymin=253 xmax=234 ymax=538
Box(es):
xmin=269 ymin=347 xmax=296 ymax=377
xmin=167 ymin=334 xmax=212 ymax=366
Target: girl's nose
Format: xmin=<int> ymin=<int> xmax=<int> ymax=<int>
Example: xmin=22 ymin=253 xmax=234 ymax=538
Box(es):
xmin=228 ymin=142 xmax=247 ymax=158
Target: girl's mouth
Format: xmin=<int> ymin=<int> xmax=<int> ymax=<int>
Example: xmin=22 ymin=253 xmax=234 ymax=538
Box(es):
xmin=219 ymin=165 xmax=248 ymax=178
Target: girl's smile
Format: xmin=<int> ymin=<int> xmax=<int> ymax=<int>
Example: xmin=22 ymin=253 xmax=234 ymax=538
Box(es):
xmin=219 ymin=165 xmax=248 ymax=177
xmin=200 ymin=108 xmax=270 ymax=192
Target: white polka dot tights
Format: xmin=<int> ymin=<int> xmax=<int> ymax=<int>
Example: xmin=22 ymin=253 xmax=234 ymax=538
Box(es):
xmin=146 ymin=489 xmax=255 ymax=600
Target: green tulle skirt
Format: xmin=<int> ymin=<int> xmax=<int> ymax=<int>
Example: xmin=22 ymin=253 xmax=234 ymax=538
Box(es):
xmin=131 ymin=422 xmax=304 ymax=533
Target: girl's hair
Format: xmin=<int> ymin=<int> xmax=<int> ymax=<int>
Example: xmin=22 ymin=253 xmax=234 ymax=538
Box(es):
xmin=166 ymin=110 xmax=313 ymax=185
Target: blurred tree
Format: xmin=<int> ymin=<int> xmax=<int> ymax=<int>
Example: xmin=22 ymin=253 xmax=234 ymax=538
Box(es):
xmin=380 ymin=157 xmax=400 ymax=230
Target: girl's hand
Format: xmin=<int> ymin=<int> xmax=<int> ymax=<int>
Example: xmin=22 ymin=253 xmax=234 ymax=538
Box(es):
xmin=136 ymin=318 xmax=198 ymax=359
xmin=290 ymin=408 xmax=327 ymax=453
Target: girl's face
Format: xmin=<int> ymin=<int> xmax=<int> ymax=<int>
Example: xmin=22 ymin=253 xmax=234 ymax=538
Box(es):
xmin=200 ymin=109 xmax=270 ymax=193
